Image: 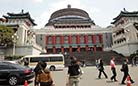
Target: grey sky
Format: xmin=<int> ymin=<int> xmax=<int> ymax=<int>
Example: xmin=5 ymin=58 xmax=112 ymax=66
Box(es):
xmin=0 ymin=0 xmax=138 ymax=28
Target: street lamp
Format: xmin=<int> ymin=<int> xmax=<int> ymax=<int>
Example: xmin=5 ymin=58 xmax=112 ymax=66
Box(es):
xmin=12 ymin=33 xmax=19 ymax=55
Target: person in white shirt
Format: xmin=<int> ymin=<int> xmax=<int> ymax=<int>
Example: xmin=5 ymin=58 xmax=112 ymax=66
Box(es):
xmin=110 ymin=57 xmax=117 ymax=81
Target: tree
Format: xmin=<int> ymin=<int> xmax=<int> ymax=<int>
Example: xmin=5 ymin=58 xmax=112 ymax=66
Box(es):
xmin=0 ymin=25 xmax=14 ymax=47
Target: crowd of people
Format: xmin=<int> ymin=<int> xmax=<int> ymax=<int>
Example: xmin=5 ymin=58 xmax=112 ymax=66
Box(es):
xmin=96 ymin=56 xmax=135 ymax=85
xmin=32 ymin=56 xmax=83 ymax=86
xmin=31 ymin=55 xmax=135 ymax=86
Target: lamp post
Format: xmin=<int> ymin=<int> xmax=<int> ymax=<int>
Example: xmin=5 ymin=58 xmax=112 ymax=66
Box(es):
xmin=12 ymin=33 xmax=19 ymax=55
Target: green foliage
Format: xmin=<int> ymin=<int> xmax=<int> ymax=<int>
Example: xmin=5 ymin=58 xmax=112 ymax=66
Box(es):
xmin=5 ymin=55 xmax=23 ymax=60
xmin=0 ymin=25 xmax=14 ymax=47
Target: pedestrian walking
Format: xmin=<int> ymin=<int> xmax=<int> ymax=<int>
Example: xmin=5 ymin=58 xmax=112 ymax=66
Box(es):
xmin=24 ymin=58 xmax=29 ymax=67
xmin=133 ymin=56 xmax=137 ymax=66
xmin=67 ymin=57 xmax=82 ymax=86
xmin=95 ymin=58 xmax=100 ymax=68
xmin=35 ymin=61 xmax=54 ymax=86
xmin=81 ymin=60 xmax=86 ymax=67
xmin=131 ymin=56 xmax=137 ymax=67
xmin=34 ymin=61 xmax=44 ymax=86
xmin=110 ymin=57 xmax=117 ymax=81
xmin=121 ymin=58 xmax=134 ymax=84
xmin=98 ymin=59 xmax=108 ymax=79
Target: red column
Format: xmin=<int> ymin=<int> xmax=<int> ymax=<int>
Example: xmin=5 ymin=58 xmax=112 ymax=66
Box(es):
xmin=76 ymin=35 xmax=80 ymax=44
xmin=61 ymin=46 xmax=64 ymax=53
xmin=99 ymin=34 xmax=103 ymax=43
xmin=92 ymin=35 xmax=96 ymax=44
xmin=46 ymin=36 xmax=49 ymax=44
xmin=54 ymin=36 xmax=57 ymax=44
xmin=52 ymin=36 xmax=56 ymax=44
xmin=69 ymin=46 xmax=72 ymax=53
xmin=85 ymin=45 xmax=89 ymax=52
xmin=68 ymin=35 xmax=72 ymax=44
xmin=84 ymin=35 xmax=88 ymax=44
xmin=53 ymin=46 xmax=56 ymax=53
xmin=60 ymin=35 xmax=64 ymax=44
xmin=93 ymin=46 xmax=97 ymax=52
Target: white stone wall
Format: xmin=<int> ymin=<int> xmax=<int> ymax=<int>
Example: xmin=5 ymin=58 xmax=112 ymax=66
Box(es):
xmin=112 ymin=15 xmax=138 ymax=56
xmin=5 ymin=46 xmax=42 ymax=56
xmin=112 ymin=43 xmax=138 ymax=56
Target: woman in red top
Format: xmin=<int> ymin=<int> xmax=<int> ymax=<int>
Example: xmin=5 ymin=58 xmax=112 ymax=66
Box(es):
xmin=110 ymin=57 xmax=117 ymax=81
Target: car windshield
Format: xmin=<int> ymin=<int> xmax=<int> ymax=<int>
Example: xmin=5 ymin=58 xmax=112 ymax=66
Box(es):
xmin=12 ymin=63 xmax=28 ymax=69
xmin=2 ymin=62 xmax=28 ymax=69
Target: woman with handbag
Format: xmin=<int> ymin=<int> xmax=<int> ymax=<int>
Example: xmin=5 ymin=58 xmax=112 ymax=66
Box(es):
xmin=98 ymin=59 xmax=108 ymax=79
xmin=35 ymin=62 xmax=54 ymax=86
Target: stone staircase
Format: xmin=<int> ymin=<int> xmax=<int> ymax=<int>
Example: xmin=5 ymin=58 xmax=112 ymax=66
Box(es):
xmin=64 ymin=51 xmax=125 ymax=66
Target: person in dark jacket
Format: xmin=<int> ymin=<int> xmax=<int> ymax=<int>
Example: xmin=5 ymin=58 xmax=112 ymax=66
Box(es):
xmin=121 ymin=59 xmax=134 ymax=84
xmin=98 ymin=59 xmax=108 ymax=79
xmin=67 ymin=57 xmax=81 ymax=86
xmin=34 ymin=61 xmax=47 ymax=86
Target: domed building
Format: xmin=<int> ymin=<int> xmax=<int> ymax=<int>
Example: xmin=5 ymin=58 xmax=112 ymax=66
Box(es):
xmin=35 ymin=5 xmax=112 ymax=53
xmin=46 ymin=4 xmax=95 ymax=26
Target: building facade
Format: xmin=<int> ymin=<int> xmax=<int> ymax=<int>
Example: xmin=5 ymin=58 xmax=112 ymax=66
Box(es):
xmin=0 ymin=10 xmax=44 ymax=56
xmin=35 ymin=5 xmax=112 ymax=54
xmin=111 ymin=9 xmax=138 ymax=56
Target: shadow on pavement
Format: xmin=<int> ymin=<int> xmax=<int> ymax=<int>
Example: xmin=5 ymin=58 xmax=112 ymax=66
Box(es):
xmin=0 ymin=80 xmax=33 ymax=86
xmin=106 ymin=80 xmax=114 ymax=83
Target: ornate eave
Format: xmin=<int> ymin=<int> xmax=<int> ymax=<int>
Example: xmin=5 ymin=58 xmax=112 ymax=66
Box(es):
xmin=111 ymin=10 xmax=138 ymax=24
xmin=3 ymin=11 xmax=37 ymax=26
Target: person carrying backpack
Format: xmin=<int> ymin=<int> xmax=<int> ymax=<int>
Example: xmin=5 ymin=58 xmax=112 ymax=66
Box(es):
xmin=67 ymin=57 xmax=82 ymax=86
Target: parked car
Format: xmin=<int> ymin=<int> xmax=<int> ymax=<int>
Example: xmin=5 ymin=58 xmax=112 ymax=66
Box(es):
xmin=1 ymin=60 xmax=19 ymax=64
xmin=0 ymin=61 xmax=34 ymax=86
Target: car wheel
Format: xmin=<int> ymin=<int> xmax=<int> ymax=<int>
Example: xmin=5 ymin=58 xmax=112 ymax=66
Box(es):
xmin=8 ymin=76 xmax=18 ymax=86
xmin=50 ymin=66 xmax=55 ymax=71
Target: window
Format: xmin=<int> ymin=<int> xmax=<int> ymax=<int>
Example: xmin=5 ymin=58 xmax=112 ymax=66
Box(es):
xmin=96 ymin=35 xmax=99 ymax=43
xmin=30 ymin=57 xmax=49 ymax=62
xmin=0 ymin=64 xmax=11 ymax=69
xmin=48 ymin=36 xmax=52 ymax=44
xmin=88 ymin=35 xmax=92 ymax=43
xmin=50 ymin=57 xmax=63 ymax=62
xmin=80 ymin=35 xmax=84 ymax=44
xmin=133 ymin=23 xmax=138 ymax=31
xmin=64 ymin=36 xmax=68 ymax=44
xmin=72 ymin=35 xmax=76 ymax=44
xmin=56 ymin=36 xmax=60 ymax=44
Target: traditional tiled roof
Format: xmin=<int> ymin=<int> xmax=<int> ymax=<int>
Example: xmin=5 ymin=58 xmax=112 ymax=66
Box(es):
xmin=3 ymin=10 xmax=37 ymax=26
xmin=111 ymin=10 xmax=138 ymax=24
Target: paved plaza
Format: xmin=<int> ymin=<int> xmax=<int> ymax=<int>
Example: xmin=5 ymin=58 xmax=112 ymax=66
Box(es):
xmin=1 ymin=65 xmax=138 ymax=86
xmin=28 ymin=65 xmax=138 ymax=86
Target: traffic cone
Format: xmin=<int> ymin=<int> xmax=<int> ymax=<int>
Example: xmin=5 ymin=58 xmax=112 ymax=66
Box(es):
xmin=24 ymin=80 xmax=28 ymax=86
xmin=126 ymin=76 xmax=131 ymax=86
